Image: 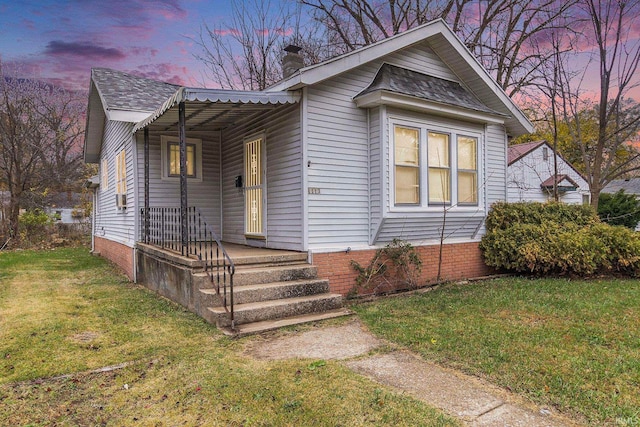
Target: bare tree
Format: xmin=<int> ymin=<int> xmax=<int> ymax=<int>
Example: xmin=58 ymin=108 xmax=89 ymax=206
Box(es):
xmin=194 ymin=0 xmax=333 ymax=90
xmin=301 ymin=0 xmax=578 ymax=97
xmin=533 ymin=0 xmax=640 ymax=209
xmin=0 ymin=61 xmax=85 ymax=241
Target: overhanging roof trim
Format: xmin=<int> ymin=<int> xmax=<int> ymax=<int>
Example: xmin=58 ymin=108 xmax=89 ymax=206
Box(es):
xmin=133 ymin=87 xmax=300 ymax=132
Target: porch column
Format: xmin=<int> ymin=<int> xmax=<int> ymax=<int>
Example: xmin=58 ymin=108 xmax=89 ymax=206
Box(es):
xmin=179 ymin=101 xmax=188 ymax=255
xmin=144 ymin=127 xmax=150 ymax=243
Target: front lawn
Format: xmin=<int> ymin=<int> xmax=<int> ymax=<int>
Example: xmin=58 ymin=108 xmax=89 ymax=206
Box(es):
xmin=0 ymin=247 xmax=458 ymax=426
xmin=354 ymin=278 xmax=640 ymax=426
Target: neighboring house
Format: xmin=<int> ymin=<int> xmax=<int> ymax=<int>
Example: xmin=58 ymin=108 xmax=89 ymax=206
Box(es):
xmin=507 ymin=140 xmax=590 ymax=205
xmin=84 ymin=19 xmax=533 ymax=332
xmin=602 ymin=178 xmax=640 ymax=197
xmin=45 ymin=192 xmax=85 ymax=224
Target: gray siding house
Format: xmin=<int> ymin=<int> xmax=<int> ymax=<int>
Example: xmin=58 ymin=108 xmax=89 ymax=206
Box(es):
xmin=84 ymin=19 xmax=533 ymax=333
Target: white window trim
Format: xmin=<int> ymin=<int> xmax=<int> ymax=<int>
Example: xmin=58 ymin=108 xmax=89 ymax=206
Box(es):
xmin=115 ymin=149 xmax=127 ymax=210
xmin=101 ymin=158 xmax=108 ymax=190
xmin=160 ymin=136 xmax=203 ymax=182
xmin=388 ymin=116 xmax=483 ymax=213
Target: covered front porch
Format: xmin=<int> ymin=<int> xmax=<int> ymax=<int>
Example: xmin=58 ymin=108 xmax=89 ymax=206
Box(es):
xmin=134 ymin=87 xmax=303 ymax=256
xmin=132 ymin=87 xmax=347 ymax=334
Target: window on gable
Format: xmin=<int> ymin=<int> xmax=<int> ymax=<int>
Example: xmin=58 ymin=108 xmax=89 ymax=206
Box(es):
xmin=457 ymin=136 xmax=478 ymax=205
xmin=115 ymin=149 xmax=127 ymax=209
xmin=394 ymin=126 xmax=420 ymax=204
xmin=101 ymin=158 xmax=108 ymax=190
xmin=428 ymin=132 xmax=451 ymax=204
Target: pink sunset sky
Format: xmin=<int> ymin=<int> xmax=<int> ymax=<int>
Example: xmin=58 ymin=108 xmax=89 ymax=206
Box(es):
xmin=0 ymin=0 xmax=251 ymax=90
xmin=0 ymin=0 xmax=638 ymax=103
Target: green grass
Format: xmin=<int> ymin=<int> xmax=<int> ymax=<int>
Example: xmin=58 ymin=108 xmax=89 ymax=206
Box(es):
xmin=0 ymin=247 xmax=459 ymax=426
xmin=354 ymin=278 xmax=640 ymax=426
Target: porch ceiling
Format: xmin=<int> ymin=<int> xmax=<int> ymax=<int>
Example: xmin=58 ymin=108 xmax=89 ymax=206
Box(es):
xmin=133 ymin=88 xmax=301 ymax=133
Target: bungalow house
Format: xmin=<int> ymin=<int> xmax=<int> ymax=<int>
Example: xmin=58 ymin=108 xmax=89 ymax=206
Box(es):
xmin=84 ymin=19 xmax=533 ymax=334
xmin=507 ymin=140 xmax=590 ymax=205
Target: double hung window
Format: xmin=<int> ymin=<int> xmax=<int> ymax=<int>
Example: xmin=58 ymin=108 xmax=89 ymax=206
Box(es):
xmin=392 ymin=121 xmax=479 ymax=208
xmin=115 ymin=149 xmax=127 ymax=209
xmin=160 ymin=136 xmax=202 ymax=181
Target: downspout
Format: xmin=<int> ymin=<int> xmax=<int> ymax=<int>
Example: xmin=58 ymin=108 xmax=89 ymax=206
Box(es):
xmin=91 ymin=190 xmax=96 ymax=252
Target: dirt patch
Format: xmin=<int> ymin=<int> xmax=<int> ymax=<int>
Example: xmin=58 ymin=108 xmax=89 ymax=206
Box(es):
xmin=70 ymin=331 xmax=100 ymax=343
xmin=245 ymin=319 xmax=383 ymax=360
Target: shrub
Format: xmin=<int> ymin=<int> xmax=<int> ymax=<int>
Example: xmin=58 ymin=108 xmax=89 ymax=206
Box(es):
xmin=485 ymin=201 xmax=597 ymax=232
xmin=350 ymin=239 xmax=422 ymax=296
xmin=480 ymin=202 xmax=640 ymax=276
xmin=597 ymin=190 xmax=640 ymax=229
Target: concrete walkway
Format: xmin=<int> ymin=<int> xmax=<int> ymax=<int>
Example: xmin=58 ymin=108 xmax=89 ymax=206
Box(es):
xmin=245 ymin=320 xmax=581 ymax=427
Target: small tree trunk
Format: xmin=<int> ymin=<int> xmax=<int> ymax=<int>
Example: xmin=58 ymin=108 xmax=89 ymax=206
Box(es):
xmin=8 ymin=194 xmax=20 ymax=241
xmin=590 ymin=185 xmax=600 ymax=211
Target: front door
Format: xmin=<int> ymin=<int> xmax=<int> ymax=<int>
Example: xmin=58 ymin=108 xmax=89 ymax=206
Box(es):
xmin=244 ymin=136 xmax=265 ymax=238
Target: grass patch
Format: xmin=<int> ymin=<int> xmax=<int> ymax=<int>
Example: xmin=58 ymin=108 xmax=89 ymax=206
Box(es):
xmin=0 ymin=247 xmax=459 ymax=426
xmin=354 ymin=278 xmax=640 ymax=426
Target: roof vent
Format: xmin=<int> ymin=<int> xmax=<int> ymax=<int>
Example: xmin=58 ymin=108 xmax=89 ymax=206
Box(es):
xmin=282 ymin=45 xmax=304 ymax=79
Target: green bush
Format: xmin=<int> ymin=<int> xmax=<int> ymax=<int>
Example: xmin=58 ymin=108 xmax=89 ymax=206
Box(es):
xmin=485 ymin=201 xmax=597 ymax=232
xmin=598 ymin=190 xmax=640 ymax=229
xmin=480 ymin=202 xmax=640 ymax=276
xmin=18 ymin=209 xmax=53 ymax=245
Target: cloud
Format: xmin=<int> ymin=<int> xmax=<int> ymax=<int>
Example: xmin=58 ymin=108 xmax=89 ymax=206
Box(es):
xmin=134 ymin=62 xmax=190 ymax=85
xmin=214 ymin=28 xmax=241 ymax=37
xmin=44 ymin=41 xmax=126 ymax=60
xmin=22 ymin=19 xmax=36 ymax=30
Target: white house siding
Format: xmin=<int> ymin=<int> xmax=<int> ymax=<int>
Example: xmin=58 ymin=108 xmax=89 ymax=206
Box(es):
xmin=306 ymin=41 xmax=461 ymax=250
xmin=95 ymin=120 xmax=136 ymax=246
xmin=507 ymin=144 xmax=589 ymax=204
xmin=485 ymin=124 xmax=508 ymax=205
xmin=220 ymin=103 xmax=303 ymax=251
xmin=369 ymin=107 xmax=382 ymax=243
xmin=135 ymin=130 xmax=222 ymax=237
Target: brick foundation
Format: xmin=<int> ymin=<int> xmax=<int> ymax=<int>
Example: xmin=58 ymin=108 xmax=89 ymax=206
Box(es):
xmin=313 ymin=241 xmax=491 ymax=296
xmin=94 ymin=236 xmax=135 ymax=280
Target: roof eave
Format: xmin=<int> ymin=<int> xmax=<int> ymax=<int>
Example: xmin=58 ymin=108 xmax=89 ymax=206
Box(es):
xmin=132 ymin=88 xmax=301 ymax=133
xmin=355 ymin=90 xmax=507 ymax=126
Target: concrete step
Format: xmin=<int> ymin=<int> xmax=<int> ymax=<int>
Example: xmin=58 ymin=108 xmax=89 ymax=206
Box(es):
xmin=219 ymin=308 xmax=353 ymax=337
xmin=231 ymin=264 xmax=318 ymax=287
xmin=208 ymin=293 xmax=344 ymax=328
xmin=200 ymin=278 xmax=330 ymax=306
xmin=231 ymin=252 xmax=308 ymax=267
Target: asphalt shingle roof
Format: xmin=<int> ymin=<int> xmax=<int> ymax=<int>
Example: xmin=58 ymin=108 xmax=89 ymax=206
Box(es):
xmin=602 ymin=178 xmax=640 ymax=195
xmin=91 ymin=68 xmax=179 ymax=112
xmin=507 ymin=140 xmax=545 ymax=165
xmin=355 ymin=63 xmax=502 ymax=116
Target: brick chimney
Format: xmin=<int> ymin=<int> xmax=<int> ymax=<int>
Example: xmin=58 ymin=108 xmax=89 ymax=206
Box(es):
xmin=282 ymin=45 xmax=304 ymax=78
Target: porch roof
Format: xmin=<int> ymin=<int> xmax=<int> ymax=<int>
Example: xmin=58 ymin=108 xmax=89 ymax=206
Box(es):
xmin=132 ymin=87 xmax=300 ymax=133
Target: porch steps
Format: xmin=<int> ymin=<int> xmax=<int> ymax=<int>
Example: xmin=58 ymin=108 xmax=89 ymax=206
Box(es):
xmin=200 ymin=278 xmax=330 ymax=305
xmin=198 ymin=257 xmax=350 ymax=335
xmin=217 ymin=308 xmax=352 ymax=337
xmin=207 ymin=293 xmax=344 ymax=327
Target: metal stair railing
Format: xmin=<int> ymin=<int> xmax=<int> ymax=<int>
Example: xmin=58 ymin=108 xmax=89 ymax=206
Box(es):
xmin=140 ymin=206 xmax=236 ymax=329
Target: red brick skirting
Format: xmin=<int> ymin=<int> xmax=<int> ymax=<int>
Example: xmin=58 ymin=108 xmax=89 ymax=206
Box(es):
xmin=313 ymin=241 xmax=491 ymax=296
xmin=94 ymin=236 xmax=134 ymax=280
